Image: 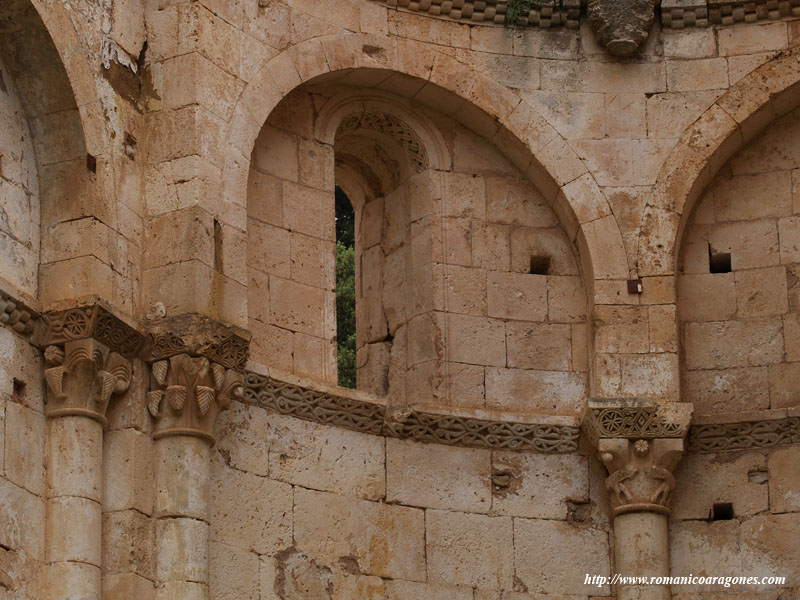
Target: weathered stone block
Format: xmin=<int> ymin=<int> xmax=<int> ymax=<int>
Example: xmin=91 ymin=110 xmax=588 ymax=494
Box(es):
xmin=103 ymin=428 xmax=154 ymax=514
xmin=102 ymin=509 xmax=155 ymax=579
xmin=506 ymin=322 xmax=571 ymax=370
xmin=487 ymin=271 xmax=547 ymax=322
xmin=386 ymin=438 xmax=490 ymax=513
xmin=768 ymin=445 xmax=800 ymax=513
xmin=485 ymin=368 xmax=585 ymax=415
xmin=209 ymin=541 xmax=259 ymax=600
xmin=446 ymin=313 xmax=506 ymax=367
xmin=426 ymin=509 xmax=513 ymax=589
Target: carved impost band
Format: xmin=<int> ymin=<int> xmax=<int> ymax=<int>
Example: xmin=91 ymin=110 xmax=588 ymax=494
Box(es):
xmin=583 ymin=399 xmax=693 ymax=517
xmin=147 ymin=353 xmax=244 ymax=443
xmin=0 ymin=288 xmax=37 ymax=336
xmin=43 ymin=338 xmax=132 ymax=426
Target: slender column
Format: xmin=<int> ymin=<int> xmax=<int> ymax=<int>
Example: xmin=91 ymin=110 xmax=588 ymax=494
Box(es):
xmin=42 ymin=339 xmax=131 ymax=600
xmin=146 ymin=354 xmax=243 ymax=600
xmin=583 ymin=399 xmax=692 ymax=600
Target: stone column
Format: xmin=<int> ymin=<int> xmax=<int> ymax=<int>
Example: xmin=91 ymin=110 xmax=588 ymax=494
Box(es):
xmin=583 ymin=399 xmax=692 ymax=600
xmin=42 ymin=338 xmax=131 ymax=600
xmin=146 ymin=353 xmax=243 ymax=600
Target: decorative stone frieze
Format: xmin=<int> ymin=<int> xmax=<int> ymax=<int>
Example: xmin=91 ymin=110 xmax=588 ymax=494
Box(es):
xmin=244 ymin=372 xmax=581 ymax=453
xmin=148 ymin=353 xmax=244 ymax=442
xmin=663 ymin=0 xmax=800 ymax=27
xmin=0 ymin=288 xmax=36 ymax=335
xmin=588 ymin=0 xmax=656 ymax=55
xmin=689 ymin=415 xmax=800 ymax=452
xmin=372 ymin=0 xmax=581 ymax=27
xmin=338 ymin=112 xmax=430 ymax=173
xmin=43 ymin=338 xmax=132 ymax=426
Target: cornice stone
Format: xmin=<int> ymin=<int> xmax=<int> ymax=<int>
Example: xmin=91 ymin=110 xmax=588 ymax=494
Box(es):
xmin=0 ymin=288 xmax=36 ymax=336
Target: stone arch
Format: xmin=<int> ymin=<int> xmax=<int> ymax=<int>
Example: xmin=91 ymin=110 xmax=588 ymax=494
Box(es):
xmin=223 ymin=32 xmax=630 ymax=301
xmin=637 ymin=46 xmax=800 ymax=277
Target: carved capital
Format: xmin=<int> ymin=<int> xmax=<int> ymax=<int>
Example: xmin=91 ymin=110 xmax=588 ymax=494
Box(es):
xmin=147 ymin=353 xmax=244 ymax=443
xmin=588 ymin=0 xmax=656 ymax=55
xmin=583 ymin=398 xmax=693 ymax=517
xmin=43 ymin=338 xmax=132 ymax=426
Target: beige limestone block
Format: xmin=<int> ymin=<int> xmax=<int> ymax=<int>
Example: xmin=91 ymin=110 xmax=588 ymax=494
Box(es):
xmin=333 ymin=571 xmax=386 ymax=600
xmin=514 ymin=517 xmax=610 ymax=595
xmin=683 ymin=366 xmax=770 ymax=414
xmin=506 ymin=322 xmax=571 ymax=370
xmin=298 ymin=138 xmax=334 ymax=191
xmin=247 ymin=170 xmax=283 ymax=228
xmin=779 ymin=216 xmax=800 ymax=264
xmin=670 ymin=520 xmax=742 ymax=589
xmin=677 ymin=273 xmax=737 ymax=322
xmin=712 ymin=171 xmax=792 ymax=221
xmin=290 ymin=232 xmax=334 ymax=290
xmin=210 ymin=463 xmax=292 ymax=555
xmin=248 ymin=321 xmax=294 ymax=375
xmin=768 ymin=362 xmax=800 ymax=408
xmin=485 ymin=177 xmax=557 ymax=228
xmin=683 ymin=318 xmax=784 ymax=370
xmin=156 ymin=517 xmax=208 ymax=584
xmin=667 ymin=58 xmax=729 ymax=92
xmin=768 ymin=446 xmax=800 ymax=513
xmin=382 ymin=185 xmax=408 ymax=256
xmin=709 ymin=220 xmax=780 ymax=271
xmin=487 ymin=271 xmax=547 ymax=322
xmin=154 ymin=436 xmax=211 ymax=519
xmin=605 ymin=93 xmax=647 ymax=139
xmin=252 ymin=124 xmax=298 ymax=182
xmin=107 ymin=360 xmax=153 ymax=434
xmin=209 ymin=541 xmax=259 ymax=600
xmin=491 ymin=452 xmax=588 ymax=519
xmin=44 ymin=561 xmax=101 ymax=600
xmin=103 ymin=573 xmax=155 ymax=600
xmin=673 ymin=452 xmax=768 ymax=519
xmin=741 ymin=513 xmax=800 ymax=579
xmin=426 ymin=509 xmax=512 ymax=589
xmin=386 ymin=438 xmax=490 ymax=513
xmin=593 ymin=305 xmax=650 ymax=354
xmin=445 ymin=313 xmax=506 ymax=367
xmin=572 ymin=323 xmax=589 ymax=373
xmin=0 ymin=477 xmax=44 ymax=560
xmin=443 ymin=172 xmax=486 ymax=220
xmin=663 ymin=29 xmax=717 ymax=58
xmin=247 ymin=219 xmax=290 ymax=278
xmin=594 ymin=353 xmax=680 ymax=401
xmin=735 ymin=266 xmax=789 ymax=318
xmin=445 ymin=265 xmax=487 ymax=316
xmin=5 ymin=401 xmax=44 ymax=496
xmin=386 ymin=579 xmax=473 ymax=600
xmin=649 ymin=304 xmax=678 ymax=353
xmin=293 ymin=333 xmax=336 ymax=384
xmin=103 ymin=428 xmax=154 ymax=514
xmin=294 ymin=488 xmax=425 ymax=581
xmin=213 ymin=402 xmax=273 ymax=477
xmin=447 ymin=362 xmax=486 ymax=409
xmin=485 ymin=368 xmax=585 ymax=414
xmin=548 ymin=275 xmax=586 ymax=323
xmin=784 ymin=313 xmax=800 ymax=361
xmin=46 ymin=496 xmax=101 ymax=566
xmin=573 ymin=139 xmax=673 ymax=187
xmin=282 ymin=182 xmax=333 ymax=241
xmin=265 ymin=412 xmax=385 ymax=500
xmin=540 ymin=60 xmax=665 ymax=94
xmin=155 ymin=580 xmax=207 ymax=600
xmin=719 ymin=22 xmax=788 ymax=56
xmin=443 ymin=218 xmax=472 ymax=266
xmin=102 ymin=509 xmax=155 ymax=580
xmin=269 ymin=276 xmax=329 ymax=338
xmin=472 ymin=222 xmax=512 ymax=273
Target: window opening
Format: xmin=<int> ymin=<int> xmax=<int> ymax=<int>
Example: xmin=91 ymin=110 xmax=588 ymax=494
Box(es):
xmin=710 ymin=502 xmax=734 ymax=521
xmin=529 ymin=255 xmax=550 ymax=275
xmin=709 ymin=244 xmax=731 ymax=273
xmin=335 ymin=185 xmax=357 ymax=388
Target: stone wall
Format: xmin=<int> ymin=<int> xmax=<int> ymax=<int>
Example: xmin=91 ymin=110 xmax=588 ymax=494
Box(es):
xmin=679 ymin=105 xmax=800 ymax=415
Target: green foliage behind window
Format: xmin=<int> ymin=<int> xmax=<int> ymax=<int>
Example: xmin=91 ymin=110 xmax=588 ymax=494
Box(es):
xmin=335 ymin=186 xmax=357 ymax=388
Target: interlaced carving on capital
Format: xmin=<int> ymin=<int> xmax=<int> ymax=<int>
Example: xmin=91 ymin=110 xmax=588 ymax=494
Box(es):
xmin=598 ymin=437 xmax=685 ymax=517
xmin=147 ymin=353 xmax=244 ymax=443
xmin=43 ymin=339 xmax=131 ymax=426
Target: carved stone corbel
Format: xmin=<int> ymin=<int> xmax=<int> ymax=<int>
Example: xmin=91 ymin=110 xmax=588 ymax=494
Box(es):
xmin=146 ymin=353 xmax=244 ymax=443
xmin=588 ymin=0 xmax=656 ymax=55
xmin=43 ymin=338 xmax=132 ymax=426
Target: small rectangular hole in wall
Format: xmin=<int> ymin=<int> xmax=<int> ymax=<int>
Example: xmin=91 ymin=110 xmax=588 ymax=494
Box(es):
xmin=12 ymin=379 xmax=25 ymax=404
xmin=711 ymin=502 xmax=734 ymax=520
xmin=708 ymin=244 xmax=731 ymax=273
xmin=0 ymin=70 xmax=6 ymax=93
xmin=86 ymin=153 xmax=97 ymax=173
xmin=529 ymin=255 xmax=550 ymax=275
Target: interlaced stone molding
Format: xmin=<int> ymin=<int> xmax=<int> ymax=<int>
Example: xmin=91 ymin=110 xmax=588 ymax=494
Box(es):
xmin=43 ymin=338 xmax=132 ymax=426
xmin=584 ymin=398 xmax=692 ymax=516
xmin=0 ymin=288 xmax=36 ymax=336
xmin=689 ymin=415 xmax=800 ymax=452
xmin=148 ymin=353 xmax=244 ymax=442
xmin=338 ymin=112 xmax=430 ymax=173
xmin=244 ymin=371 xmax=581 ymax=453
